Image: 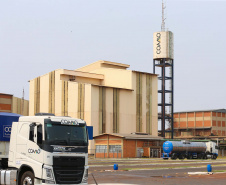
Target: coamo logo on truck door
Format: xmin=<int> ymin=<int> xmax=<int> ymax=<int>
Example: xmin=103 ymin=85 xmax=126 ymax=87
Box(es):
xmin=28 ymin=149 xmax=41 ymax=154
xmin=156 ymin=33 xmax=161 ymax=54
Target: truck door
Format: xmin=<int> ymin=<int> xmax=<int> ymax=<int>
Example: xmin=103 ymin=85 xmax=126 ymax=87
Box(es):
xmin=27 ymin=123 xmax=44 ymax=164
xmin=16 ymin=122 xmax=30 ymax=161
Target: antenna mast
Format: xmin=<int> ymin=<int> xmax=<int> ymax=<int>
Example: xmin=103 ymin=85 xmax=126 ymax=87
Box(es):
xmin=161 ymin=0 xmax=166 ymax=31
xmin=22 ymin=88 xmax=24 ymax=115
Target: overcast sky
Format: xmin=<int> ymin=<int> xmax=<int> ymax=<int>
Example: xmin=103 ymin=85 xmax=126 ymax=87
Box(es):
xmin=0 ymin=0 xmax=225 ymax=112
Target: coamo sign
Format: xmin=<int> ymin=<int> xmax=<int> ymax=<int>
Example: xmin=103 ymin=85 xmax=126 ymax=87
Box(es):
xmin=3 ymin=125 xmax=12 ymax=138
xmin=153 ymin=31 xmax=174 ymax=60
xmin=156 ymin=33 xmax=161 ymax=54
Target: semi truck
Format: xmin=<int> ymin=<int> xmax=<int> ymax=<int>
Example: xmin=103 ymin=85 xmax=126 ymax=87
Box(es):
xmin=162 ymin=140 xmax=218 ymax=160
xmin=0 ymin=113 xmax=91 ymax=185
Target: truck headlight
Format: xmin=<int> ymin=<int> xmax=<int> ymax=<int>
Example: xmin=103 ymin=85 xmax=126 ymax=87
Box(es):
xmin=44 ymin=168 xmax=54 ymax=180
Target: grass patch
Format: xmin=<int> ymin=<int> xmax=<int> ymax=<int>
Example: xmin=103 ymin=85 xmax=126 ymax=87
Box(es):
xmin=213 ymin=170 xmax=226 ymax=172
xmin=120 ymin=164 xmax=226 ymax=171
xmin=120 ymin=166 xmax=199 ymax=171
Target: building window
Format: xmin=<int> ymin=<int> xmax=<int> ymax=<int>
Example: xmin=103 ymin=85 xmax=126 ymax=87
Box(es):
xmin=96 ymin=145 xmax=107 ymax=153
xmin=109 ymin=145 xmax=122 ymax=152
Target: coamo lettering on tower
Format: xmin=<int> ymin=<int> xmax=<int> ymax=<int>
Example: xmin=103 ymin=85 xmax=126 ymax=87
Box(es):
xmin=156 ymin=32 xmax=161 ymax=54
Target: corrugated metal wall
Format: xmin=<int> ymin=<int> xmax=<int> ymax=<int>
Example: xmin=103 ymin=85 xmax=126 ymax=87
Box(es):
xmin=61 ymin=81 xmax=68 ymax=116
xmin=78 ymin=83 xmax=85 ymax=119
xmin=113 ymin=88 xmax=119 ymax=133
xmin=146 ymin=74 xmax=153 ymax=134
xmin=49 ymin=71 xmax=55 ymax=114
xmin=34 ymin=77 xmax=40 ymax=114
xmin=99 ymin=87 xmax=106 ymax=134
xmin=136 ymin=73 xmax=142 ymax=132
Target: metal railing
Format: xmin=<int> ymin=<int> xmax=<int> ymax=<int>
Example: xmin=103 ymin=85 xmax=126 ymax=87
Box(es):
xmin=88 ymin=149 xmax=122 ymax=158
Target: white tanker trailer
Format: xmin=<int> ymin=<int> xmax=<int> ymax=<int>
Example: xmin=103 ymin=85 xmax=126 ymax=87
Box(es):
xmin=162 ymin=140 xmax=218 ymax=160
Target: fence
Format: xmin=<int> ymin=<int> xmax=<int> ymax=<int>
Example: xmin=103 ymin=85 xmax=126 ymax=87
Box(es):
xmin=218 ymin=149 xmax=226 ymax=157
xmin=88 ymin=149 xmax=122 ymax=158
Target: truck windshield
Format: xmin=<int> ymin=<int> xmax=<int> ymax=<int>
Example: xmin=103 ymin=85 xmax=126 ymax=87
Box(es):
xmin=44 ymin=120 xmax=88 ymax=146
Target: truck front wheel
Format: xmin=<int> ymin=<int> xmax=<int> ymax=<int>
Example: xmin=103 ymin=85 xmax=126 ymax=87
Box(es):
xmin=20 ymin=171 xmax=34 ymax=185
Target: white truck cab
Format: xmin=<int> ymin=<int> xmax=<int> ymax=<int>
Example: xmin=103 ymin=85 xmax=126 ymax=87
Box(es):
xmin=6 ymin=114 xmax=89 ymax=185
xmin=206 ymin=141 xmax=218 ymax=159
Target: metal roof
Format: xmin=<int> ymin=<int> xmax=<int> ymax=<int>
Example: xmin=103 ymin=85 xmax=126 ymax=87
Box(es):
xmin=173 ymin=127 xmax=211 ymax=130
xmin=132 ymin=70 xmax=158 ymax=76
xmin=0 ymin=93 xmax=13 ymax=96
xmin=94 ymin=133 xmax=163 ymax=140
xmin=0 ymin=112 xmax=21 ymax=117
xmin=174 ymin=109 xmax=226 ymax=114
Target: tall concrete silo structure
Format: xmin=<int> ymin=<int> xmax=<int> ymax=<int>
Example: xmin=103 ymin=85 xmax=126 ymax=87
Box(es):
xmin=153 ymin=1 xmax=174 ymax=138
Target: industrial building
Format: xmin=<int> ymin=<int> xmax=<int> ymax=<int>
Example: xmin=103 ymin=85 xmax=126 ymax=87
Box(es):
xmin=29 ymin=60 xmax=160 ymax=152
xmin=94 ymin=133 xmax=163 ymax=158
xmin=170 ymin=109 xmax=226 ymax=138
xmin=0 ymin=93 xmax=29 ymax=116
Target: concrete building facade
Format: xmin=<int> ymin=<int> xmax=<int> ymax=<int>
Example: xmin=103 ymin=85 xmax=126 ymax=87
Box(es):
xmin=29 ymin=60 xmax=159 ymax=149
xmin=170 ymin=109 xmax=226 ymax=138
xmin=0 ymin=93 xmax=29 ymax=116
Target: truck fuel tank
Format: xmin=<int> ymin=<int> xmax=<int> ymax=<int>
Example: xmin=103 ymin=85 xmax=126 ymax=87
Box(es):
xmin=0 ymin=170 xmax=16 ymax=185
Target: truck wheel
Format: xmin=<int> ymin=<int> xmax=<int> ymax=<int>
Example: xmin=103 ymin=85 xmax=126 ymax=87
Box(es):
xmin=179 ymin=154 xmax=185 ymax=160
xmin=20 ymin=171 xmax=34 ymax=185
xmin=212 ymin=154 xmax=217 ymax=160
xmin=187 ymin=154 xmax=192 ymax=159
xmin=171 ymin=153 xmax=177 ymax=160
xmin=197 ymin=154 xmax=202 ymax=159
xmin=202 ymin=154 xmax=207 ymax=160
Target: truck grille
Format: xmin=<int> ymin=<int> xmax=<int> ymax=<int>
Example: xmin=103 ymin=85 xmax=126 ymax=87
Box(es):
xmin=53 ymin=156 xmax=85 ymax=184
xmin=53 ymin=166 xmax=84 ymax=184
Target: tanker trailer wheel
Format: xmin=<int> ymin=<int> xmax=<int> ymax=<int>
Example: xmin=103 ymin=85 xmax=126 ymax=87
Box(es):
xmin=171 ymin=153 xmax=177 ymax=160
xmin=20 ymin=171 xmax=34 ymax=185
xmin=187 ymin=154 xmax=192 ymax=159
xmin=197 ymin=154 xmax=202 ymax=159
xmin=179 ymin=154 xmax=185 ymax=160
xmin=202 ymin=154 xmax=207 ymax=160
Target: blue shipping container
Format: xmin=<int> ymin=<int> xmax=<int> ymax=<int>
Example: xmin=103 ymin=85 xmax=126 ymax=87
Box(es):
xmin=0 ymin=112 xmax=20 ymax=141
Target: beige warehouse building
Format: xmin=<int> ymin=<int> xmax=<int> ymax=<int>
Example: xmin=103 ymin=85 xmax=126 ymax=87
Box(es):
xmin=0 ymin=93 xmax=29 ymax=116
xmin=29 ymin=60 xmax=158 ymax=150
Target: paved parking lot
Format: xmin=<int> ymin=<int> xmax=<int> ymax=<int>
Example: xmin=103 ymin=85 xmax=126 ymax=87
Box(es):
xmin=88 ymin=158 xmax=226 ymax=185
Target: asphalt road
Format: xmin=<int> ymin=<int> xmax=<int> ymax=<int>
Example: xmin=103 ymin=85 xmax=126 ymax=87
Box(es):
xmin=88 ymin=158 xmax=226 ymax=185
